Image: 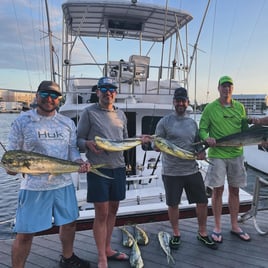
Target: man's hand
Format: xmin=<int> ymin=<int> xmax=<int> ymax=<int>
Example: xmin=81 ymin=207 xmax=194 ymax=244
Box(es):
xmin=75 ymin=159 xmax=91 ymax=173
xmin=6 ymin=170 xmax=17 ymax=176
xmin=86 ymin=140 xmax=103 ymax=154
xmin=205 ymin=137 xmax=216 ymax=147
xmin=196 ymin=151 xmax=206 ymax=160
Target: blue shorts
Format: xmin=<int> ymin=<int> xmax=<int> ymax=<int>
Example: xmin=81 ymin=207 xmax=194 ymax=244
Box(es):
xmin=87 ymin=167 xmax=126 ymax=202
xmin=14 ymin=185 xmax=79 ymax=233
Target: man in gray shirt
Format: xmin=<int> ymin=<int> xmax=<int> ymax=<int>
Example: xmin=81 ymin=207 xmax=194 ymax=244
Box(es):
xmin=77 ymin=77 xmax=129 ymax=268
xmin=155 ymin=87 xmax=217 ymax=250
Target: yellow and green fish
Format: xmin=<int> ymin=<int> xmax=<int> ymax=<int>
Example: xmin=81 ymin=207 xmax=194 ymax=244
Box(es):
xmin=153 ymin=136 xmax=196 ymax=160
xmin=95 ymin=136 xmax=142 ymax=152
xmin=0 ymin=150 xmax=113 ymax=179
xmin=158 ymin=231 xmax=175 ymax=265
xmin=134 ymin=225 xmax=149 ymax=246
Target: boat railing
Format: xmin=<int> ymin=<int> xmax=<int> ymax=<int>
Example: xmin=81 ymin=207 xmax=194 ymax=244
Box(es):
xmin=239 ymin=176 xmax=268 ymax=235
xmin=62 ymin=58 xmax=184 ymax=98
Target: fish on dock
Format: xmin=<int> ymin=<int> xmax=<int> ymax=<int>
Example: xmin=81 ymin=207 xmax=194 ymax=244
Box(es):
xmin=119 ymin=226 xmax=134 ymax=248
xmin=134 ymin=225 xmax=149 ymax=246
xmin=130 ymin=239 xmax=144 ymax=268
xmin=158 ymin=231 xmax=175 ymax=265
xmin=0 ymin=150 xmax=113 ymax=179
xmin=196 ymin=125 xmax=268 ymax=152
xmin=95 ymin=136 xmax=142 ymax=152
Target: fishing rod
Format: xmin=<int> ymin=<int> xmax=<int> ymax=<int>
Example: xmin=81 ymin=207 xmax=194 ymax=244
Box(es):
xmin=0 ymin=142 xmax=7 ymax=152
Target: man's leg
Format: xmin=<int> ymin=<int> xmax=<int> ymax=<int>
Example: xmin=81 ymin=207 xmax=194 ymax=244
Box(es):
xmin=105 ymin=201 xmax=119 ymax=255
xmin=196 ymin=203 xmax=208 ymax=236
xmin=59 ymin=221 xmax=76 ymax=258
xmin=93 ymin=202 xmax=109 ymax=268
xmin=229 ymin=185 xmax=250 ymax=240
xmin=12 ymin=233 xmax=34 ymax=268
xmin=168 ymin=205 xmax=180 ymax=236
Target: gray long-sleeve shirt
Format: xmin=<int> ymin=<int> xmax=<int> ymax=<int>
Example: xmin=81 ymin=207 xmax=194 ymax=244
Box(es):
xmin=155 ymin=112 xmax=200 ymax=176
xmin=77 ymin=104 xmax=128 ymax=168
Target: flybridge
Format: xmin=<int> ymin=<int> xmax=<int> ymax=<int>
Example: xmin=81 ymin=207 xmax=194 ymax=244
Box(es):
xmin=61 ymin=1 xmax=193 ymax=41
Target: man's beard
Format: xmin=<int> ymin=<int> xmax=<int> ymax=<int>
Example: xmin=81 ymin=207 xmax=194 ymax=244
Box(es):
xmin=37 ymin=103 xmax=57 ymax=113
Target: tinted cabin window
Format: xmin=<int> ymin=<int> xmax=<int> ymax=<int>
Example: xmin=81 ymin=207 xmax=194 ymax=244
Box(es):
xmin=141 ymin=116 xmax=162 ymax=150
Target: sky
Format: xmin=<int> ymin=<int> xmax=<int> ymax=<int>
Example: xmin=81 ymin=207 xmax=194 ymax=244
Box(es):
xmin=1 ymin=0 xmax=268 ymax=104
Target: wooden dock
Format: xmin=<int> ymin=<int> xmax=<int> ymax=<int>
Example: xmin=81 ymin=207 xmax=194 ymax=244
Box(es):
xmin=1 ymin=212 xmax=267 ymax=268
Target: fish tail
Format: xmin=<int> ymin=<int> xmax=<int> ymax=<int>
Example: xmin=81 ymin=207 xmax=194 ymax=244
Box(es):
xmin=204 ymin=158 xmax=214 ymax=165
xmin=0 ymin=142 xmax=7 ymax=152
xmin=169 ymin=254 xmax=175 ymax=265
xmin=90 ymin=168 xmax=114 ymax=179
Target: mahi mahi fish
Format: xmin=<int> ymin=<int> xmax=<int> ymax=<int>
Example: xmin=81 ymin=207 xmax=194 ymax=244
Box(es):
xmin=130 ymin=239 xmax=144 ymax=268
xmin=95 ymin=136 xmax=142 ymax=152
xmin=119 ymin=226 xmax=134 ymax=248
xmin=158 ymin=231 xmax=175 ymax=265
xmin=134 ymin=225 xmax=149 ymax=246
xmin=0 ymin=150 xmax=113 ymax=179
xmin=196 ymin=125 xmax=268 ymax=152
xmin=153 ymin=136 xmax=197 ymax=160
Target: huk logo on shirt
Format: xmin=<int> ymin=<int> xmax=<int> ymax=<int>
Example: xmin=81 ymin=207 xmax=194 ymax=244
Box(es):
xmin=38 ymin=131 xmax=64 ymax=139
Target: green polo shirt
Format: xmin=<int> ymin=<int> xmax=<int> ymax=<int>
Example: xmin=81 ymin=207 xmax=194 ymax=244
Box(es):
xmin=199 ymin=99 xmax=248 ymax=158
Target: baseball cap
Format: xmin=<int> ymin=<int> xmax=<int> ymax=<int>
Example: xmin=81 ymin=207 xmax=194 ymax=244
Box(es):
xmin=37 ymin=80 xmax=62 ymax=96
xmin=219 ymin=76 xmax=233 ymax=85
xmin=173 ymin=87 xmax=188 ymax=100
xmin=97 ymin=77 xmax=118 ymax=89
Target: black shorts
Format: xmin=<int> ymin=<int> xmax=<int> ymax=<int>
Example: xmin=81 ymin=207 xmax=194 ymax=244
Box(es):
xmin=162 ymin=171 xmax=208 ymax=206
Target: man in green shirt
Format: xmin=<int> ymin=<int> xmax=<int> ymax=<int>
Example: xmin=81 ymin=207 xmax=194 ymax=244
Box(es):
xmin=199 ymin=76 xmax=251 ymax=243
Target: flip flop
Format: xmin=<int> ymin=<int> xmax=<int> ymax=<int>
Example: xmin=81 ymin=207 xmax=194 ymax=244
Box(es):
xmin=230 ymin=230 xmax=251 ymax=242
xmin=211 ymin=231 xmax=223 ymax=243
xmin=107 ymin=250 xmax=129 ymax=261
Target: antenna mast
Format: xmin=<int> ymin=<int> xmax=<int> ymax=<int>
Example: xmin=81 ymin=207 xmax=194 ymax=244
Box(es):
xmin=44 ymin=0 xmax=56 ymax=82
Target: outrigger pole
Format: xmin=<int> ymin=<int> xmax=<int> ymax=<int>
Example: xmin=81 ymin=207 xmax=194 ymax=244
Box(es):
xmin=44 ymin=0 xmax=56 ymax=82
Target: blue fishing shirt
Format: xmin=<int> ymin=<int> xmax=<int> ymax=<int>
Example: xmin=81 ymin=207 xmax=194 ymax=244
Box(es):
xmin=7 ymin=109 xmax=81 ymax=190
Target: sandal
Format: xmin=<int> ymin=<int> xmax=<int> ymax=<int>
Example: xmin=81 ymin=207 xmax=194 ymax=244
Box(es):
xmin=107 ymin=250 xmax=129 ymax=261
xmin=197 ymin=233 xmax=218 ymax=250
xmin=230 ymin=230 xmax=251 ymax=242
xmin=211 ymin=231 xmax=223 ymax=243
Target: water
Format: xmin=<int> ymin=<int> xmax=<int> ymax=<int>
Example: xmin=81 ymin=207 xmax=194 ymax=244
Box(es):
xmin=0 ymin=113 xmax=267 ymax=240
xmin=0 ymin=113 xmax=21 ymax=240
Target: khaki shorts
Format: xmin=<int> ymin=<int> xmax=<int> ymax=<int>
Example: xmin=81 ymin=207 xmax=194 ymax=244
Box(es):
xmin=205 ymin=156 xmax=247 ymax=188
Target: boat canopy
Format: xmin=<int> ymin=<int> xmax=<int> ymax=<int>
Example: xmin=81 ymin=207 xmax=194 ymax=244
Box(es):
xmin=62 ymin=0 xmax=193 ymax=42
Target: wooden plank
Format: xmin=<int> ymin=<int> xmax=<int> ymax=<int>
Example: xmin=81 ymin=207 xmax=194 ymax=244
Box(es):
xmin=34 ymin=201 xmax=251 ymax=236
xmin=1 ymin=212 xmax=267 ymax=268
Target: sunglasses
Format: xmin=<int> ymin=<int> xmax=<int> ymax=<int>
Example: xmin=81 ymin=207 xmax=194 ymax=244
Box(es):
xmin=38 ymin=92 xmax=61 ymax=100
xmin=99 ymin=87 xmax=116 ymax=93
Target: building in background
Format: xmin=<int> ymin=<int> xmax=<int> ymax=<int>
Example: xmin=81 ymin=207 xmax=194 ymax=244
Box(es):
xmin=232 ymin=94 xmax=268 ymax=115
xmin=0 ymin=89 xmax=35 ymax=112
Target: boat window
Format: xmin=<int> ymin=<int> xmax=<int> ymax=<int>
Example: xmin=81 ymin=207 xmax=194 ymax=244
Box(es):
xmin=141 ymin=116 xmax=162 ymax=151
xmin=258 ymin=144 xmax=268 ymax=152
xmin=107 ymin=18 xmax=143 ymax=31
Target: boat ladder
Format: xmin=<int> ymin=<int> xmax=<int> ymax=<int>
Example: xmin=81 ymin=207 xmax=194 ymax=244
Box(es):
xmin=239 ymin=176 xmax=268 ymax=235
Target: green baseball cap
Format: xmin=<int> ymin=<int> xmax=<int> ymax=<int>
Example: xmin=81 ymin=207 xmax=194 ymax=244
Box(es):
xmin=219 ymin=76 xmax=233 ymax=85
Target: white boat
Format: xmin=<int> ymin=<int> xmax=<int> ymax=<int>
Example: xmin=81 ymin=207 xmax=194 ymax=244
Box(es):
xmin=244 ymin=145 xmax=268 ymax=174
xmin=40 ymin=0 xmax=253 ymax=233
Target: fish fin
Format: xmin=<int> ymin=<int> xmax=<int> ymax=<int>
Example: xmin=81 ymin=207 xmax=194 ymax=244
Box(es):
xmin=90 ymin=168 xmax=114 ymax=179
xmin=91 ymin=164 xmax=107 ymax=169
xmin=204 ymin=158 xmax=214 ymax=165
xmin=48 ymin=174 xmax=56 ymax=181
xmin=168 ymin=254 xmax=176 ymax=265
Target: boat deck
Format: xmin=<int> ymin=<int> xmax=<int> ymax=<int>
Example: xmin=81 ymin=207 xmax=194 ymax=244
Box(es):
xmin=1 ymin=212 xmax=267 ymax=268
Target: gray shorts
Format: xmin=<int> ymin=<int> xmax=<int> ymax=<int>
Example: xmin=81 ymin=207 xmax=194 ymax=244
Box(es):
xmin=205 ymin=156 xmax=247 ymax=188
